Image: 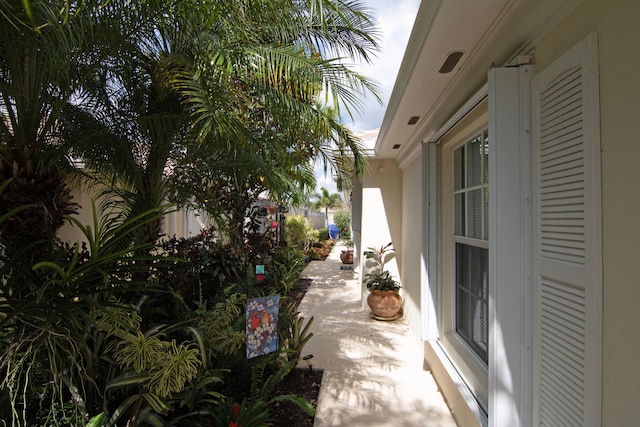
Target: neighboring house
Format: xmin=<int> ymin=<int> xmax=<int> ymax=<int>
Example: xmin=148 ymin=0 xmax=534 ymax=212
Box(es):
xmin=58 ymin=184 xmax=209 ymax=244
xmin=352 ymin=1 xmax=638 ymax=426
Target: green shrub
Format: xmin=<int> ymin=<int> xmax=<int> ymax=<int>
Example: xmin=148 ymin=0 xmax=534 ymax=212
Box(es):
xmin=284 ymin=214 xmax=318 ymax=251
xmin=152 ymin=231 xmax=251 ymax=322
xmin=307 ymin=240 xmax=331 ymax=260
xmin=270 ymin=248 xmax=307 ymax=296
xmin=317 ymin=227 xmax=329 ymax=241
xmin=333 ymin=210 xmax=351 ymax=239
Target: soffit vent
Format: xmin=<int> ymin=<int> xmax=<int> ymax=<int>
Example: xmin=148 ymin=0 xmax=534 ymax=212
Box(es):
xmin=439 ymin=51 xmax=464 ymax=74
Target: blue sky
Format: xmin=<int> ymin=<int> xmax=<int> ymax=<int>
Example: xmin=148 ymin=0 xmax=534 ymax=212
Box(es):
xmin=314 ymin=0 xmax=421 ymax=194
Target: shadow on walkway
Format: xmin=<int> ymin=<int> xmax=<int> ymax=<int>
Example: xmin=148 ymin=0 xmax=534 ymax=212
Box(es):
xmin=298 ymin=242 xmax=457 ymax=427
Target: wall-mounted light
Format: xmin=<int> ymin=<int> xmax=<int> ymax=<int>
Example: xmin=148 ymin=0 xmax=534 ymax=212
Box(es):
xmin=392 ymin=144 xmax=401 ymax=149
xmin=407 ymin=116 xmax=420 ymax=125
xmin=378 ymin=165 xmax=385 ymax=173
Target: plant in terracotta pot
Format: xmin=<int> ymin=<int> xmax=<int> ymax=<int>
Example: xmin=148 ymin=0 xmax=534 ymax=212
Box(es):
xmin=340 ymin=240 xmax=354 ymax=264
xmin=364 ymin=243 xmax=402 ymax=320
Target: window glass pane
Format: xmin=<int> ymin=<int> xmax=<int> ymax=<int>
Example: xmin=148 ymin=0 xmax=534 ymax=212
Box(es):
xmin=456 ymin=288 xmax=471 ymax=339
xmin=467 ymin=189 xmax=482 ymax=239
xmin=454 ymin=193 xmax=465 ymax=236
xmin=454 ymin=145 xmax=465 ymax=190
xmin=471 ymin=294 xmax=488 ymax=356
xmin=468 ymin=136 xmax=483 ymax=187
xmin=455 ymin=243 xmax=489 ymax=363
xmin=468 ymin=246 xmax=488 ymax=299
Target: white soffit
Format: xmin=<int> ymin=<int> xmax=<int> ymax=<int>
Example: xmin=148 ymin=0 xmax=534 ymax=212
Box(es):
xmin=377 ymin=0 xmax=584 ymax=162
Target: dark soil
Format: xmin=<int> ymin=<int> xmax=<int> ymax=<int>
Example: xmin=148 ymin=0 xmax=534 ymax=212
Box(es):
xmin=270 ymin=367 xmax=323 ymax=427
xmin=271 ymin=277 xmax=323 ymax=427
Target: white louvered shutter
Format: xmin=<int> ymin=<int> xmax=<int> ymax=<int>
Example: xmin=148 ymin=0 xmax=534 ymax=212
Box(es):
xmin=531 ymin=33 xmax=602 ymax=427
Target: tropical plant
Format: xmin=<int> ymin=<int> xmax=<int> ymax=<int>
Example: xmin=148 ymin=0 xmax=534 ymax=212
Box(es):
xmin=284 ymin=214 xmax=319 ymax=252
xmin=269 ymin=249 xmax=307 ymax=296
xmin=278 ymin=303 xmax=315 ymax=363
xmin=364 ymin=270 xmax=402 ymax=293
xmin=151 ymin=231 xmax=251 ymax=322
xmin=363 ymin=242 xmax=401 ymax=293
xmin=364 ymin=242 xmax=395 ymax=273
xmin=103 ymin=321 xmax=208 ymax=426
xmin=209 ymin=398 xmax=273 ymax=427
xmin=66 ymin=0 xmax=381 ymax=252
xmin=0 ymin=199 xmax=171 ymax=426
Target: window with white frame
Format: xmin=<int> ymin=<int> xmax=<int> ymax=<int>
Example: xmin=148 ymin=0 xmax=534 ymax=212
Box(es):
xmin=453 ymin=130 xmax=489 ymax=364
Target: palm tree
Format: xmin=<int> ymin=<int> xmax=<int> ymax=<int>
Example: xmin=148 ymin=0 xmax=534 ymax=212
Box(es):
xmin=0 ymin=1 xmax=90 ymax=249
xmin=67 ymin=0 xmax=380 ymax=249
xmin=310 ymin=186 xmax=343 ymax=225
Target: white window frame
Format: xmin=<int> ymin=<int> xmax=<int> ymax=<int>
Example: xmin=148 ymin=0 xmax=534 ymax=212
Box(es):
xmin=452 ymin=131 xmax=490 ymax=364
xmin=438 ymin=117 xmax=490 ymax=412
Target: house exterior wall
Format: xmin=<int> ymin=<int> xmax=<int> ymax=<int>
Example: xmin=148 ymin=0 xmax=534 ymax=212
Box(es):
xmin=359 ymin=158 xmax=403 ymax=306
xmin=367 ymin=0 xmax=638 ymax=425
xmin=58 ymin=183 xmax=208 ymax=245
xmin=400 ymin=156 xmax=423 ymax=340
xmin=533 ymin=0 xmax=640 ymax=423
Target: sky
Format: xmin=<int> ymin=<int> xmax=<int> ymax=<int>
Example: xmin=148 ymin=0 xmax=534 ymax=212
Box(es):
xmin=314 ymin=0 xmax=421 ymax=194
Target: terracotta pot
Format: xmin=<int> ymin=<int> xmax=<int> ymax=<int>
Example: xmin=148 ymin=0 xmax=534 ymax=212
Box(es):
xmin=340 ymin=250 xmax=353 ymax=264
xmin=367 ymin=290 xmax=402 ymax=320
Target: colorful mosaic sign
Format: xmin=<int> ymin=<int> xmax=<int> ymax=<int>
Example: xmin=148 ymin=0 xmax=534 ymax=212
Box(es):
xmin=246 ymin=296 xmax=280 ymax=359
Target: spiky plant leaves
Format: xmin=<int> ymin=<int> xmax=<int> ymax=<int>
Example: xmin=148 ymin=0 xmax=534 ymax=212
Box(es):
xmin=0 ymin=201 xmax=172 ymax=425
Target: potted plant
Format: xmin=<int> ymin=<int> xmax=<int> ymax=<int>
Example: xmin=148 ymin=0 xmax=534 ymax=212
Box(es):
xmin=340 ymin=240 xmax=354 ymax=264
xmin=363 ymin=242 xmax=402 ymax=320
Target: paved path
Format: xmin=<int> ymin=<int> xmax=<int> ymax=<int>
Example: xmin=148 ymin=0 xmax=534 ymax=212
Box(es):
xmin=297 ymin=243 xmax=457 ymax=427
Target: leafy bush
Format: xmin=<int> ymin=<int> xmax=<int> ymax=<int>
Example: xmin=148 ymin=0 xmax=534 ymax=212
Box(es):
xmin=269 ymin=249 xmax=307 ymax=296
xmin=284 ymin=214 xmax=318 ymax=252
xmin=333 ymin=210 xmax=351 ymax=239
xmin=152 ymin=230 xmax=251 ymax=321
xmin=307 ymin=240 xmax=331 ymax=260
xmin=317 ymin=227 xmax=329 ymax=241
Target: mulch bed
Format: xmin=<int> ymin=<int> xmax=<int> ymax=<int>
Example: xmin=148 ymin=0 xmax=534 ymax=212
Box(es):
xmin=271 ymin=277 xmax=323 ymax=427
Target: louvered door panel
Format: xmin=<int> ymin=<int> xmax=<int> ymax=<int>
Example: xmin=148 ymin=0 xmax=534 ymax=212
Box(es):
xmin=532 ymin=33 xmax=601 ymax=427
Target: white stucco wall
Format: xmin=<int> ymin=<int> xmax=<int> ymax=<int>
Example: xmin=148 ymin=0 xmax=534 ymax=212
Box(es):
xmin=359 ymin=158 xmax=403 ymax=306
xmin=58 ymin=182 xmax=207 ymax=246
xmin=400 ymin=156 xmax=423 ymax=340
xmin=533 ymin=0 xmax=640 ymax=423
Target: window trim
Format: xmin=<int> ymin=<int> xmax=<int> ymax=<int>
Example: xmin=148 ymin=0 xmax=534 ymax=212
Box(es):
xmin=451 ymin=131 xmax=490 ymax=365
xmin=437 ymin=116 xmax=490 ymax=410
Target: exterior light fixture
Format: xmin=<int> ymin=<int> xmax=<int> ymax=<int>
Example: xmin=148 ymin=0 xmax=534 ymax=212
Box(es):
xmin=408 ymin=116 xmax=420 ymax=125
xmin=393 ymin=144 xmax=401 ymax=149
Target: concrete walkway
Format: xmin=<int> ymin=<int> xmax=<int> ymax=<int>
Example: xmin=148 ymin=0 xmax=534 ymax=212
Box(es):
xmin=297 ymin=242 xmax=457 ymax=427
